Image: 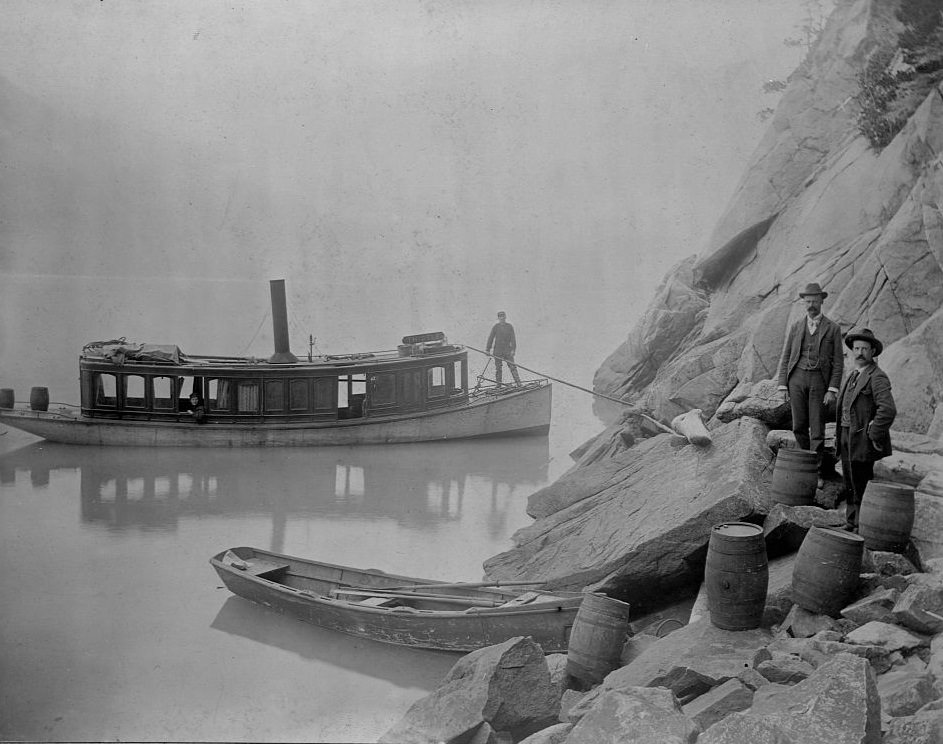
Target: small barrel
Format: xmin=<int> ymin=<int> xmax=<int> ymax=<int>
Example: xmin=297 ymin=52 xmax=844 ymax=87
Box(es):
xmin=0 ymin=388 xmax=14 ymax=409
xmin=566 ymin=592 xmax=632 ymax=687
xmin=770 ymin=448 xmax=819 ymax=506
xmin=29 ymin=386 xmax=49 ymax=412
xmin=705 ymin=522 xmax=769 ymax=630
xmin=859 ymin=481 xmax=915 ymax=553
xmin=792 ymin=526 xmax=864 ymax=617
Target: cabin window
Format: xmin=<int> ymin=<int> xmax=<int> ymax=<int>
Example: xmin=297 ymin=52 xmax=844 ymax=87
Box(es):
xmin=427 ymin=366 xmax=447 ymax=398
xmin=153 ymin=376 xmax=174 ymax=410
xmin=237 ymin=381 xmax=260 ymax=412
xmin=452 ymin=360 xmax=465 ymax=392
xmin=338 ymin=374 xmax=366 ymax=418
xmin=289 ymin=379 xmax=309 ymax=411
xmin=207 ymin=379 xmax=231 ymax=412
xmin=124 ymin=375 xmax=147 ymax=409
xmin=95 ymin=374 xmax=118 ymax=407
xmin=264 ymin=380 xmax=285 ymax=412
xmin=371 ymin=373 xmax=396 ymax=406
xmin=178 ymin=376 xmax=204 ymax=409
xmin=312 ymin=378 xmax=334 ymax=411
xmin=399 ymin=369 xmax=422 ymax=406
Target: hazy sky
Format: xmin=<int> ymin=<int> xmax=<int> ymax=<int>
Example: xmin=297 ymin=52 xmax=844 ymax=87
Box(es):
xmin=0 ymin=0 xmax=821 ymax=360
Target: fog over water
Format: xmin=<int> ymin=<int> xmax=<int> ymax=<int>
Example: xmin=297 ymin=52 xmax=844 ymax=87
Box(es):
xmin=1 ymin=1 xmax=817 ymax=741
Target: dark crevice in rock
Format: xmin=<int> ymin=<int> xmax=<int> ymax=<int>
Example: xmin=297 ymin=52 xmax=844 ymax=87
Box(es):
xmin=693 ymin=214 xmax=779 ymax=292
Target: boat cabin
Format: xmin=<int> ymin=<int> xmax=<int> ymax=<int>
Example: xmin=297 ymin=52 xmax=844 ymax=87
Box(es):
xmin=79 ymin=333 xmax=469 ymax=423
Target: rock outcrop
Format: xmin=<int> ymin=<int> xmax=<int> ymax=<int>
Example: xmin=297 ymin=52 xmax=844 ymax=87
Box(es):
xmin=482 ymin=418 xmax=771 ymax=604
xmin=594 ymin=0 xmax=943 ymax=436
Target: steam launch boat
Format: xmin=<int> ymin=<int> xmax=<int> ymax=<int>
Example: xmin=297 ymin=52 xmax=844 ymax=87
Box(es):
xmin=0 ymin=280 xmax=551 ymax=447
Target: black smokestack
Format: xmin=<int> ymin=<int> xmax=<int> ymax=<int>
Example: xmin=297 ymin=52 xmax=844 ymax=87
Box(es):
xmin=268 ymin=279 xmax=298 ymax=364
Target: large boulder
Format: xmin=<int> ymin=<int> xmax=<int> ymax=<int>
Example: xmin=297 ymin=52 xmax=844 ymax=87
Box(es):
xmin=378 ymin=637 xmax=558 ymax=744
xmin=697 ymin=653 xmax=882 ymax=744
xmin=601 ymin=620 xmax=772 ymax=703
xmin=484 ymin=418 xmax=771 ymax=603
xmin=562 ymin=686 xmax=700 ymax=744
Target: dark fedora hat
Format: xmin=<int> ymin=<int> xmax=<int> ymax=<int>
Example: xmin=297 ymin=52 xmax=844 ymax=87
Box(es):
xmin=844 ymin=327 xmax=883 ymax=356
xmin=799 ymin=282 xmax=828 ymax=298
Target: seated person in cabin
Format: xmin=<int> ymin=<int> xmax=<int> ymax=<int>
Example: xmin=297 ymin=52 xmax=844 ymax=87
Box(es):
xmin=183 ymin=393 xmax=207 ymax=424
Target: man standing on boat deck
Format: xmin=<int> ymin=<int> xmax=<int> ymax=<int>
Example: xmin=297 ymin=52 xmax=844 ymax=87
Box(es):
xmin=776 ymin=282 xmax=844 ymax=480
xmin=486 ymin=311 xmax=521 ymax=386
xmin=834 ymin=328 xmax=896 ymax=532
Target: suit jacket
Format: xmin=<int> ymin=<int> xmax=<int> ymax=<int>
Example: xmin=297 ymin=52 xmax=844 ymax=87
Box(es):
xmin=776 ymin=314 xmax=844 ymax=390
xmin=834 ymin=363 xmax=896 ymax=462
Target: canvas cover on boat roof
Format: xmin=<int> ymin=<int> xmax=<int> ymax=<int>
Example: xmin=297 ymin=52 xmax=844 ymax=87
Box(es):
xmin=83 ymin=340 xmax=186 ymax=364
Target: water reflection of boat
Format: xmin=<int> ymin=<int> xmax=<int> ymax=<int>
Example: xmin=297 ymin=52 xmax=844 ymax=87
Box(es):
xmin=0 ymin=436 xmax=549 ymax=539
xmin=0 ymin=280 xmax=551 ymax=446
xmin=210 ymin=547 xmax=582 ymax=652
xmin=211 ymin=596 xmax=457 ymax=686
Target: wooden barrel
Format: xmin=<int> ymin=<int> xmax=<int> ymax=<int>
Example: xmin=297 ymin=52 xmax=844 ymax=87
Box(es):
xmin=566 ymin=592 xmax=632 ymax=686
xmin=792 ymin=526 xmax=864 ymax=617
xmin=29 ymin=387 xmax=49 ymax=412
xmin=770 ymin=448 xmax=818 ymax=506
xmin=705 ymin=522 xmax=769 ymax=630
xmin=859 ymin=481 xmax=915 ymax=553
xmin=0 ymin=388 xmax=13 ymax=409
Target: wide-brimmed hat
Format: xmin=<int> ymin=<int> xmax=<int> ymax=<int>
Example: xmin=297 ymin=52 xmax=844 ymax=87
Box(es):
xmin=844 ymin=327 xmax=883 ymax=356
xmin=799 ymin=282 xmax=828 ymax=298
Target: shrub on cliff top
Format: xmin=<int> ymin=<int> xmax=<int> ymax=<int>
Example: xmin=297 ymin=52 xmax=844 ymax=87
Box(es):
xmin=854 ymin=0 xmax=943 ymax=151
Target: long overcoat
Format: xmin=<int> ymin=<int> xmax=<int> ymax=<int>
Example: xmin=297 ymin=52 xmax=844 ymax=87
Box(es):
xmin=834 ymin=363 xmax=896 ymax=462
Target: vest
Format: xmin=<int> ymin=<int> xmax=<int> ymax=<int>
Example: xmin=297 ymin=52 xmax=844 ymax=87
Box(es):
xmin=797 ymin=322 xmax=820 ymax=371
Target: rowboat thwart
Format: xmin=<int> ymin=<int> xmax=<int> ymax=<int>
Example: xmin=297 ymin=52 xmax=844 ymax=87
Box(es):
xmin=0 ymin=280 xmax=551 ymax=446
xmin=209 ymin=547 xmax=582 ymax=652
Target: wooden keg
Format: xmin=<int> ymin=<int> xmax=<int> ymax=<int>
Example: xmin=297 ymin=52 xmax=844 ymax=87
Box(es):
xmin=29 ymin=386 xmax=49 ymax=412
xmin=859 ymin=481 xmax=915 ymax=553
xmin=0 ymin=388 xmax=13 ymax=409
xmin=705 ymin=522 xmax=769 ymax=630
xmin=770 ymin=448 xmax=818 ymax=506
xmin=792 ymin=526 xmax=864 ymax=617
xmin=566 ymin=592 xmax=632 ymax=687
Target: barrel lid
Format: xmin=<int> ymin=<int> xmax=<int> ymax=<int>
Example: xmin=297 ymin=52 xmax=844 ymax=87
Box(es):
xmin=866 ymin=480 xmax=915 ymax=493
xmin=713 ymin=522 xmax=763 ymax=537
xmin=813 ymin=526 xmax=865 ymax=543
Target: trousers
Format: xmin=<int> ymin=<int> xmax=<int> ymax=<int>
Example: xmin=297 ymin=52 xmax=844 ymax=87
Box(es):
xmin=839 ymin=425 xmax=874 ymax=529
xmin=788 ymin=367 xmax=827 ymax=456
xmin=494 ymin=353 xmax=520 ymax=385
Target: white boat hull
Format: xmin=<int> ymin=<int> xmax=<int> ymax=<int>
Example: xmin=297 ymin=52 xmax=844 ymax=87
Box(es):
xmin=0 ymin=383 xmax=551 ymax=447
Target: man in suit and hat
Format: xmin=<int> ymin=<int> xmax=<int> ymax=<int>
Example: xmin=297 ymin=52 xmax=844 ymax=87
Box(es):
xmin=835 ymin=328 xmax=896 ymax=531
xmin=776 ymin=282 xmax=844 ymax=477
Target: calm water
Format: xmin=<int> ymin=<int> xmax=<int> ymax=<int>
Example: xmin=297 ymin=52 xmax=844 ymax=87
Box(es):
xmin=0 ymin=429 xmax=578 ymax=742
xmin=0 ymin=271 xmax=616 ymax=742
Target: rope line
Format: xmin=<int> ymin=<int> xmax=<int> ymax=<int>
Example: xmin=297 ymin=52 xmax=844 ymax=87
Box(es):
xmin=461 ymin=342 xmax=676 ymax=436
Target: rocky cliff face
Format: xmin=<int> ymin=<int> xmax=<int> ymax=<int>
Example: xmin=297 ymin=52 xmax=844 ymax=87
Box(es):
xmin=595 ymin=0 xmax=943 ymax=437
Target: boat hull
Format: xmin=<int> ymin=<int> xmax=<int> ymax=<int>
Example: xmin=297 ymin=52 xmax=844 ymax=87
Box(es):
xmin=0 ymin=383 xmax=550 ymax=446
xmin=210 ymin=547 xmax=579 ymax=653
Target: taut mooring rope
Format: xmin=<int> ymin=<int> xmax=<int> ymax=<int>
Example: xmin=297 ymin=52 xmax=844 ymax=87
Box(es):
xmin=461 ymin=343 xmax=676 ymax=436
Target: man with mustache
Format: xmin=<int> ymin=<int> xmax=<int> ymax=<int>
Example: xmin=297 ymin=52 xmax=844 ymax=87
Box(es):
xmin=776 ymin=282 xmax=844 ymax=479
xmin=834 ymin=328 xmax=896 ymax=532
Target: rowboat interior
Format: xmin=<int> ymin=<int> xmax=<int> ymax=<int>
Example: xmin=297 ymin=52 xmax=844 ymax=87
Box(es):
xmin=213 ymin=547 xmax=579 ymax=614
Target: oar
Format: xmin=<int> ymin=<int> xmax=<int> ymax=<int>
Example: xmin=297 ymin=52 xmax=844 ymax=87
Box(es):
xmin=348 ymin=579 xmax=548 ymax=593
xmin=333 ymin=589 xmax=499 ymax=607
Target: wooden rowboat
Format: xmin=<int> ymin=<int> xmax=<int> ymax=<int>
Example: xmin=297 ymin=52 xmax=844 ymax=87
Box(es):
xmin=210 ymin=547 xmax=582 ymax=652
